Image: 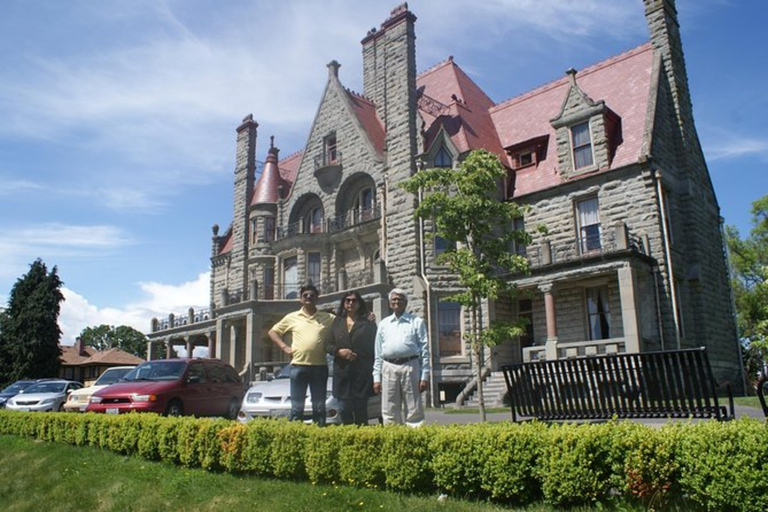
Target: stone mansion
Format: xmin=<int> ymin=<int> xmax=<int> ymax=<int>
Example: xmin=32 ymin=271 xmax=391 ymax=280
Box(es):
xmin=147 ymin=0 xmax=744 ymax=403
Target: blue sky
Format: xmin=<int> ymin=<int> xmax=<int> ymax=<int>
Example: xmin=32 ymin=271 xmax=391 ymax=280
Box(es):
xmin=1 ymin=0 xmax=765 ymax=345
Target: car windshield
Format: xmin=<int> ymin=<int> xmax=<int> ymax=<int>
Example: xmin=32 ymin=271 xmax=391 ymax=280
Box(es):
xmin=2 ymin=381 xmax=32 ymax=394
xmin=23 ymin=382 xmax=66 ymax=394
xmin=123 ymin=361 xmax=186 ymax=381
xmin=94 ymin=368 xmax=133 ymax=386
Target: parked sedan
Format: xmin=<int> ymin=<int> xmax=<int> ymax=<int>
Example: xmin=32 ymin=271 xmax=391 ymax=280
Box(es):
xmin=237 ymin=363 xmax=382 ymax=425
xmin=86 ymin=358 xmax=245 ymax=418
xmin=5 ymin=380 xmax=83 ymax=412
xmin=0 ymin=379 xmax=39 ymax=408
xmin=63 ymin=366 xmax=135 ymax=412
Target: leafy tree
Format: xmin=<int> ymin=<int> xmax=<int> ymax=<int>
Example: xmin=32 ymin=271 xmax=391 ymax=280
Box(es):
xmin=0 ymin=259 xmax=64 ymax=385
xmin=726 ymin=194 xmax=768 ymax=387
xmin=78 ymin=324 xmax=149 ymax=359
xmin=401 ymin=149 xmax=534 ymax=420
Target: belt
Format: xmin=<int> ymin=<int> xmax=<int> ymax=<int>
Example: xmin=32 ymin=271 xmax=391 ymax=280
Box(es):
xmin=383 ymin=355 xmax=419 ymax=365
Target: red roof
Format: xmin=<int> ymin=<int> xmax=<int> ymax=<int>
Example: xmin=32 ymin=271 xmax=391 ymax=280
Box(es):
xmin=490 ymin=43 xmax=654 ymax=197
xmin=346 ymin=89 xmax=385 ymax=156
xmin=252 ymin=144 xmax=287 ymax=205
xmin=416 ymin=57 xmax=507 ymax=163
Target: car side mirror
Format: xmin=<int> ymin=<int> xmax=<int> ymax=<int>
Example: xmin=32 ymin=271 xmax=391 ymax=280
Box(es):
xmin=187 ymin=375 xmax=202 ymax=384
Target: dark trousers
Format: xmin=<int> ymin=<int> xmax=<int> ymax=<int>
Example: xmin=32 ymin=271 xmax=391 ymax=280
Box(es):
xmin=289 ymin=364 xmax=328 ymax=426
xmin=339 ymin=397 xmax=369 ymax=426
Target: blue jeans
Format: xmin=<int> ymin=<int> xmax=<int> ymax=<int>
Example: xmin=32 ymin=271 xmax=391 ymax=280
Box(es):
xmin=290 ymin=364 xmax=328 ymax=426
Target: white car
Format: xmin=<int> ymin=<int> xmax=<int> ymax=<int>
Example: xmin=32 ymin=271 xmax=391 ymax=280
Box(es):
xmin=63 ymin=366 xmax=135 ymax=412
xmin=237 ymin=363 xmax=381 ymax=425
xmin=5 ymin=379 xmax=83 ymax=412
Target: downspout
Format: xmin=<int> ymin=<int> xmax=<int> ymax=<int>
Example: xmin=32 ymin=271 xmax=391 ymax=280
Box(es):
xmin=653 ymin=168 xmax=681 ymax=349
xmin=417 ymin=185 xmax=436 ymax=408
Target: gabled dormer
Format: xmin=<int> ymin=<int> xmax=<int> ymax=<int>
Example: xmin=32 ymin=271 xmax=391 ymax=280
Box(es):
xmin=422 ymin=127 xmax=459 ymax=169
xmin=550 ymin=68 xmax=622 ymax=177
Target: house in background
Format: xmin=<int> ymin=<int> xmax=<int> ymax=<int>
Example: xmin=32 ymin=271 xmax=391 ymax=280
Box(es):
xmin=59 ymin=338 xmax=143 ymax=386
xmin=146 ymin=0 xmax=744 ymax=404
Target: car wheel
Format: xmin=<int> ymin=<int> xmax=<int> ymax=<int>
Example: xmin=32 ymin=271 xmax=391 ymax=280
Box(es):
xmin=225 ymin=399 xmax=239 ymax=420
xmin=165 ymin=400 xmax=184 ymax=417
xmin=57 ymin=403 xmax=64 ymax=412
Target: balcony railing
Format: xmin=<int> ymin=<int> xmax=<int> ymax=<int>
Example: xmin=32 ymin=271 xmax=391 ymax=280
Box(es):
xmin=152 ymin=307 xmax=213 ymax=333
xmin=525 ymin=224 xmax=645 ymax=269
xmin=327 ymin=205 xmax=381 ymax=232
xmin=258 ymin=268 xmax=377 ymax=300
xmin=314 ymin=151 xmax=343 ymax=188
xmin=276 ymin=206 xmax=381 ymax=241
xmin=523 ymin=337 xmax=629 ymax=362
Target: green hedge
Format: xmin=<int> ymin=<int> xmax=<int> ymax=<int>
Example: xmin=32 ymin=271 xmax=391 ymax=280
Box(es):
xmin=1 ymin=410 xmax=766 ymax=510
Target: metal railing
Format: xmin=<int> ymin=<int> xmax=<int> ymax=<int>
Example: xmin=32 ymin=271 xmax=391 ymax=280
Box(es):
xmin=327 ymin=205 xmax=381 ymax=232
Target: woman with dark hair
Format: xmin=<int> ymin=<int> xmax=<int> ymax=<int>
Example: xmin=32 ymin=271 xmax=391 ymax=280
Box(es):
xmin=328 ymin=291 xmax=377 ymax=425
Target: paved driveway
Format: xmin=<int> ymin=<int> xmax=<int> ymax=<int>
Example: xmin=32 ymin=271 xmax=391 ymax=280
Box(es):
xmin=424 ymin=404 xmax=764 ymax=426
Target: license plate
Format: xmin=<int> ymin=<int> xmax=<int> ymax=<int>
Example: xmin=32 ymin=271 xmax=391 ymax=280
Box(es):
xmin=106 ymin=408 xmax=120 ymax=415
xmin=79 ymin=404 xmax=88 ymax=412
xmin=18 ymin=407 xmax=29 ymax=412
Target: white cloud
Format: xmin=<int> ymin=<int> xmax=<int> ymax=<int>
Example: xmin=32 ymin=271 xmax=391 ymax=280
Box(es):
xmin=705 ymin=136 xmax=768 ymax=161
xmin=0 ymin=179 xmax=42 ymax=195
xmin=0 ymin=223 xmax=133 ymax=283
xmin=59 ymin=272 xmax=210 ymax=345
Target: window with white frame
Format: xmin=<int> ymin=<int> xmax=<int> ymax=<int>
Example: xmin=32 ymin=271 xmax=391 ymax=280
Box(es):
xmin=576 ymin=197 xmax=601 ymax=253
xmin=283 ymin=256 xmax=298 ymax=299
xmin=324 ymin=133 xmax=338 ymax=165
xmin=438 ymin=301 xmax=462 ymax=356
xmin=585 ymin=286 xmax=611 ymax=340
xmin=307 ymin=252 xmax=321 ymax=286
xmin=571 ymin=121 xmax=594 ymax=170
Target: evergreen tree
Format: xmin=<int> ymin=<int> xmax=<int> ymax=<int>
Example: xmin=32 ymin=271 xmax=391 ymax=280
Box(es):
xmin=0 ymin=259 xmax=64 ymax=384
xmin=401 ymin=149 xmax=536 ymax=420
xmin=78 ymin=324 xmax=148 ymax=359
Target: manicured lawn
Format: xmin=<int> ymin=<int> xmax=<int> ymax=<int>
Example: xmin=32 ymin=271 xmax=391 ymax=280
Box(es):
xmin=0 ymin=435 xmax=515 ymax=511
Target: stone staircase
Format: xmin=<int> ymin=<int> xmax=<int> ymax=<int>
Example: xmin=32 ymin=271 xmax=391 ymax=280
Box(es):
xmin=463 ymin=371 xmax=508 ymax=408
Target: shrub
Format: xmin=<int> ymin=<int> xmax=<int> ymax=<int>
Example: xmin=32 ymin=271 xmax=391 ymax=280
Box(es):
xmin=676 ymin=418 xmax=768 ymax=512
xmin=539 ymin=423 xmax=614 ymax=507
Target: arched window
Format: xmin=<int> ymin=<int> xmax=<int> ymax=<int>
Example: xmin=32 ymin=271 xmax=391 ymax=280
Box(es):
xmin=303 ymin=206 xmax=324 ymax=234
xmin=354 ymin=187 xmax=375 ymax=222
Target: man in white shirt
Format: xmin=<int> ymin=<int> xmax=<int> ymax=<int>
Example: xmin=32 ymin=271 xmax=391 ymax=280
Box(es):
xmin=372 ymin=288 xmax=430 ymax=426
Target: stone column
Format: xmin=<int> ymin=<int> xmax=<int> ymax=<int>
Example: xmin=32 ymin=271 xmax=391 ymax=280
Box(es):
xmin=146 ymin=340 xmax=153 ymax=361
xmin=618 ymin=265 xmax=642 ymax=353
xmin=245 ymin=312 xmax=255 ymax=382
xmin=186 ymin=337 xmax=194 ymax=358
xmin=540 ymin=283 xmax=559 ymax=360
xmin=207 ymin=330 xmax=216 ymax=359
xmin=216 ymin=318 xmax=227 ymax=360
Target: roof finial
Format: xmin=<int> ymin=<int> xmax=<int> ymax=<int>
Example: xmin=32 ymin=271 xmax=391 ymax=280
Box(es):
xmin=327 ymin=60 xmax=341 ymax=78
xmin=566 ymin=67 xmax=578 ymax=86
xmin=270 ymin=135 xmax=274 ymax=149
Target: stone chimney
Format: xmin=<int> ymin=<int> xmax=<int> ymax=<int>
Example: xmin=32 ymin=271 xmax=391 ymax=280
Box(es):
xmin=229 ymin=114 xmax=259 ymax=295
xmin=75 ymin=336 xmax=87 ymax=356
